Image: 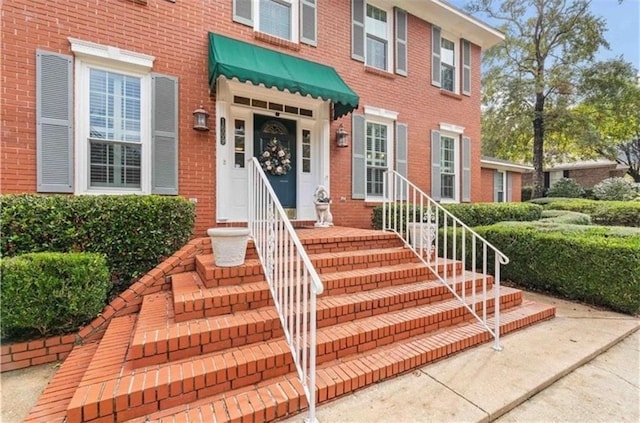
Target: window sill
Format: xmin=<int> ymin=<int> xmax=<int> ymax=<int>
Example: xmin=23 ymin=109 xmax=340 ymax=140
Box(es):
xmin=254 ymin=31 xmax=300 ymax=52
xmin=364 ymin=66 xmax=396 ymax=80
xmin=439 ymin=89 xmax=463 ymax=100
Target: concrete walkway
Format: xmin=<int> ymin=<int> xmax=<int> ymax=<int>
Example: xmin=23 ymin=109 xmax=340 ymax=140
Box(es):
xmin=1 ymin=291 xmax=638 ymax=423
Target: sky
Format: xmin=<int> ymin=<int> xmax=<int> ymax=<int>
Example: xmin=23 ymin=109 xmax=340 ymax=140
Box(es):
xmin=448 ymin=0 xmax=640 ymax=71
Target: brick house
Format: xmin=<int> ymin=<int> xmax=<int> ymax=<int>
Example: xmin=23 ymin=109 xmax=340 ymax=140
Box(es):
xmin=480 ymin=157 xmax=532 ymax=202
xmin=522 ymin=159 xmax=630 ymax=192
xmin=1 ymin=0 xmax=503 ymax=235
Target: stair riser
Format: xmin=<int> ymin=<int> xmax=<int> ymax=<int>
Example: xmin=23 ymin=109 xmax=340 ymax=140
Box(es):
xmin=70 ymin=291 xmax=521 ymax=423
xmin=132 ymin=278 xmax=496 ymax=368
xmin=302 ymin=237 xmax=403 ymax=253
xmin=173 ymin=287 xmax=273 ymax=322
xmin=142 ymin=304 xmax=556 ymax=423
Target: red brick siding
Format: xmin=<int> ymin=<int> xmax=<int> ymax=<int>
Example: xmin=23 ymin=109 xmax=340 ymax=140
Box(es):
xmin=480 ymin=168 xmax=495 ymax=202
xmin=2 ymin=0 xmax=484 ymax=234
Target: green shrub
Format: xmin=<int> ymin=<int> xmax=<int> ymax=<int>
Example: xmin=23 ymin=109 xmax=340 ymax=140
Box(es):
xmin=593 ymin=177 xmax=637 ymax=201
xmin=541 ymin=199 xmax=640 ymax=227
xmin=371 ymin=202 xmax=543 ymax=231
xmin=443 ymin=222 xmax=640 ymax=314
xmin=0 ymin=253 xmax=110 ymax=340
xmin=546 ymin=177 xmax=584 ymax=198
xmin=1 ymin=194 xmax=195 ymax=297
xmin=540 ymin=210 xmax=592 ymax=225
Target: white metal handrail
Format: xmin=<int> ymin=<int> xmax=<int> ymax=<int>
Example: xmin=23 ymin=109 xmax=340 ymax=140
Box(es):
xmin=248 ymin=157 xmax=324 ymax=422
xmin=383 ymin=170 xmax=509 ymax=350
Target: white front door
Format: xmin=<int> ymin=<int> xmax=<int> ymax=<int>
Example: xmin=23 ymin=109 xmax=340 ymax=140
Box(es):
xmin=215 ymin=84 xmax=329 ymax=223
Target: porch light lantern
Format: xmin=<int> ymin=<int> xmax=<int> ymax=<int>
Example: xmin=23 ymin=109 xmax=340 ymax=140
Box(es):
xmin=192 ymin=105 xmax=210 ymax=131
xmin=336 ymin=123 xmax=349 ymax=147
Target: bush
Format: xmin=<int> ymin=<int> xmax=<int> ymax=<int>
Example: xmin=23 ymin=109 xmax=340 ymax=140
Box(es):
xmin=541 ymin=199 xmax=640 ymax=227
xmin=593 ymin=177 xmax=637 ymax=201
xmin=546 ymin=178 xmax=584 ymax=198
xmin=1 ymin=194 xmax=195 ymax=297
xmin=444 ymin=222 xmax=640 ymax=314
xmin=540 ymin=210 xmax=591 ymax=225
xmin=371 ymin=202 xmax=543 ymax=231
xmin=0 ymin=253 xmax=110 ymax=340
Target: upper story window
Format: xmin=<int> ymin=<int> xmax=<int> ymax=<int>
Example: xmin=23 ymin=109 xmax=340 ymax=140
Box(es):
xmin=258 ymin=0 xmax=293 ymax=40
xmin=440 ymin=37 xmax=455 ymax=92
xmin=365 ymin=4 xmax=389 ymax=70
xmin=432 ymin=26 xmax=472 ymax=96
xmin=352 ymin=1 xmax=406 ymax=75
xmin=233 ymin=0 xmax=317 ymax=46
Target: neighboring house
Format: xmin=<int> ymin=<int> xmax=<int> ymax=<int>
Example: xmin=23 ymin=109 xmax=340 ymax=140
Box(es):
xmin=1 ymin=0 xmax=503 ymax=235
xmin=480 ymin=157 xmax=532 ymax=202
xmin=522 ymin=159 xmax=630 ymax=191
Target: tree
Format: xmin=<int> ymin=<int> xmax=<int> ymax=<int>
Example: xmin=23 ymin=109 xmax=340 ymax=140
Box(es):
xmin=574 ymin=59 xmax=640 ymax=181
xmin=468 ymin=0 xmax=609 ymax=197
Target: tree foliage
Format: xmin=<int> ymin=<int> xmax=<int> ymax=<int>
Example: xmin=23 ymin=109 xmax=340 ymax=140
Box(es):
xmin=574 ymin=59 xmax=640 ymax=181
xmin=468 ymin=0 xmax=609 ymax=197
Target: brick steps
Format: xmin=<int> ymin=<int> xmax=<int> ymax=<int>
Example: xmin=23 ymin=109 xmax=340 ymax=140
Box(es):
xmin=64 ymin=286 xmax=521 ymax=423
xmin=23 ymin=343 xmax=99 ymax=423
xmin=125 ymin=301 xmax=555 ymax=423
xmin=26 ymin=227 xmax=556 ymax=423
xmin=129 ymin=272 xmax=494 ymax=368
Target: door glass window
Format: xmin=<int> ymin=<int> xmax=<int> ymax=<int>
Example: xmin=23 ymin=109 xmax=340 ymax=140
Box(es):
xmin=302 ymin=129 xmax=311 ymax=173
xmin=234 ymin=119 xmax=245 ymax=168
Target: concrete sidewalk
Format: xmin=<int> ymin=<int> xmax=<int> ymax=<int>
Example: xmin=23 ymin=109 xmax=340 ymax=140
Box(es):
xmin=1 ymin=291 xmax=639 ymax=423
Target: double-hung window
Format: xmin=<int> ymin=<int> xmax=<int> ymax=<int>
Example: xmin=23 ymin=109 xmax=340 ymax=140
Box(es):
xmin=440 ymin=37 xmax=455 ymax=92
xmin=366 ymin=121 xmax=388 ymax=196
xmin=494 ymin=170 xmax=506 ymax=202
xmin=365 ymin=4 xmax=389 ymax=70
xmin=440 ymin=134 xmax=458 ymax=201
xmin=233 ymin=0 xmax=317 ymax=46
xmin=88 ymin=69 xmax=143 ymax=189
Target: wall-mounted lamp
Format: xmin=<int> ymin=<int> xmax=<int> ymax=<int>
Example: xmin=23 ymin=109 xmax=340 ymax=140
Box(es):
xmin=193 ymin=105 xmax=210 ymax=131
xmin=336 ymin=123 xmax=349 ymax=148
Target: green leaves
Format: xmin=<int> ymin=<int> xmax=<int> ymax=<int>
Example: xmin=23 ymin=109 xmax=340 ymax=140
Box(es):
xmin=1 ymin=194 xmax=196 ymax=298
xmin=0 ymin=253 xmax=110 ymax=340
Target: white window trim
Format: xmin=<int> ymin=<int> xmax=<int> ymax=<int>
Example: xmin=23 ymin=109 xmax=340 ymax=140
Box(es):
xmin=439 ymin=122 xmax=465 ymax=134
xmin=70 ymin=38 xmax=154 ymax=195
xmin=439 ymin=131 xmax=460 ymax=203
xmin=254 ymin=0 xmax=299 ymax=43
xmin=440 ymin=32 xmax=460 ymax=94
xmin=364 ymin=106 xmax=397 ymax=201
xmin=364 ymin=2 xmax=394 ymax=73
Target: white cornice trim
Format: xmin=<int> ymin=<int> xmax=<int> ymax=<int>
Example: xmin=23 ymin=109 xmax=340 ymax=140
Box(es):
xmin=439 ymin=122 xmax=465 ymax=134
xmin=68 ymin=38 xmax=154 ymax=70
xmin=364 ymin=106 xmax=399 ymax=121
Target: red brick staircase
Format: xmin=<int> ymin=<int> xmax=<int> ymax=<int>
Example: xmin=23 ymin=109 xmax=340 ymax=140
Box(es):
xmin=25 ymin=227 xmax=555 ymax=423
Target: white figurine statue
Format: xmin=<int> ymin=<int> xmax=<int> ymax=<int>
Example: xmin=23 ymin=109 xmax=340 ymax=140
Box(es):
xmin=313 ymin=185 xmax=333 ymax=227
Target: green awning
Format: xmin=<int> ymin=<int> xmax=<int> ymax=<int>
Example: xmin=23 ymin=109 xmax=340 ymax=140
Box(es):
xmin=208 ymin=33 xmax=359 ymax=120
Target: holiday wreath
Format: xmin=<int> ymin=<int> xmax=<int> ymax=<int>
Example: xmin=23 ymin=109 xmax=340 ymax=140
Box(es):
xmin=259 ymin=138 xmax=292 ymax=176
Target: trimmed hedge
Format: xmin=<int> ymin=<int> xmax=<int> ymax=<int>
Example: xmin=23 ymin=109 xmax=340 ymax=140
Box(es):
xmin=537 ymin=199 xmax=640 ymax=227
xmin=540 ymin=210 xmax=592 ymax=225
xmin=1 ymin=194 xmax=195 ymax=297
xmin=0 ymin=252 xmax=110 ymax=340
xmin=371 ymin=202 xmax=543 ymax=231
xmin=444 ymin=222 xmax=640 ymax=314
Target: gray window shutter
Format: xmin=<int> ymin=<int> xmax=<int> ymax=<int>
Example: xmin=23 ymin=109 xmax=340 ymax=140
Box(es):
xmin=430 ymin=130 xmax=441 ymax=201
xmin=493 ymin=170 xmax=501 ymax=202
xmin=233 ymin=0 xmax=253 ymax=26
xmin=352 ymin=0 xmax=365 ymax=62
xmin=301 ymin=0 xmax=317 ymax=46
xmin=352 ymin=114 xmax=366 ymax=199
xmin=152 ymin=74 xmax=179 ymax=195
xmin=431 ymin=25 xmax=441 ymax=87
xmin=395 ymin=8 xmax=407 ymax=76
xmin=36 ymin=50 xmax=74 ymax=193
xmin=507 ymin=172 xmax=514 ymax=201
xmin=462 ymin=39 xmax=471 ymax=96
xmin=462 ymin=136 xmax=471 ymax=202
xmin=395 ymin=123 xmax=408 ymax=178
